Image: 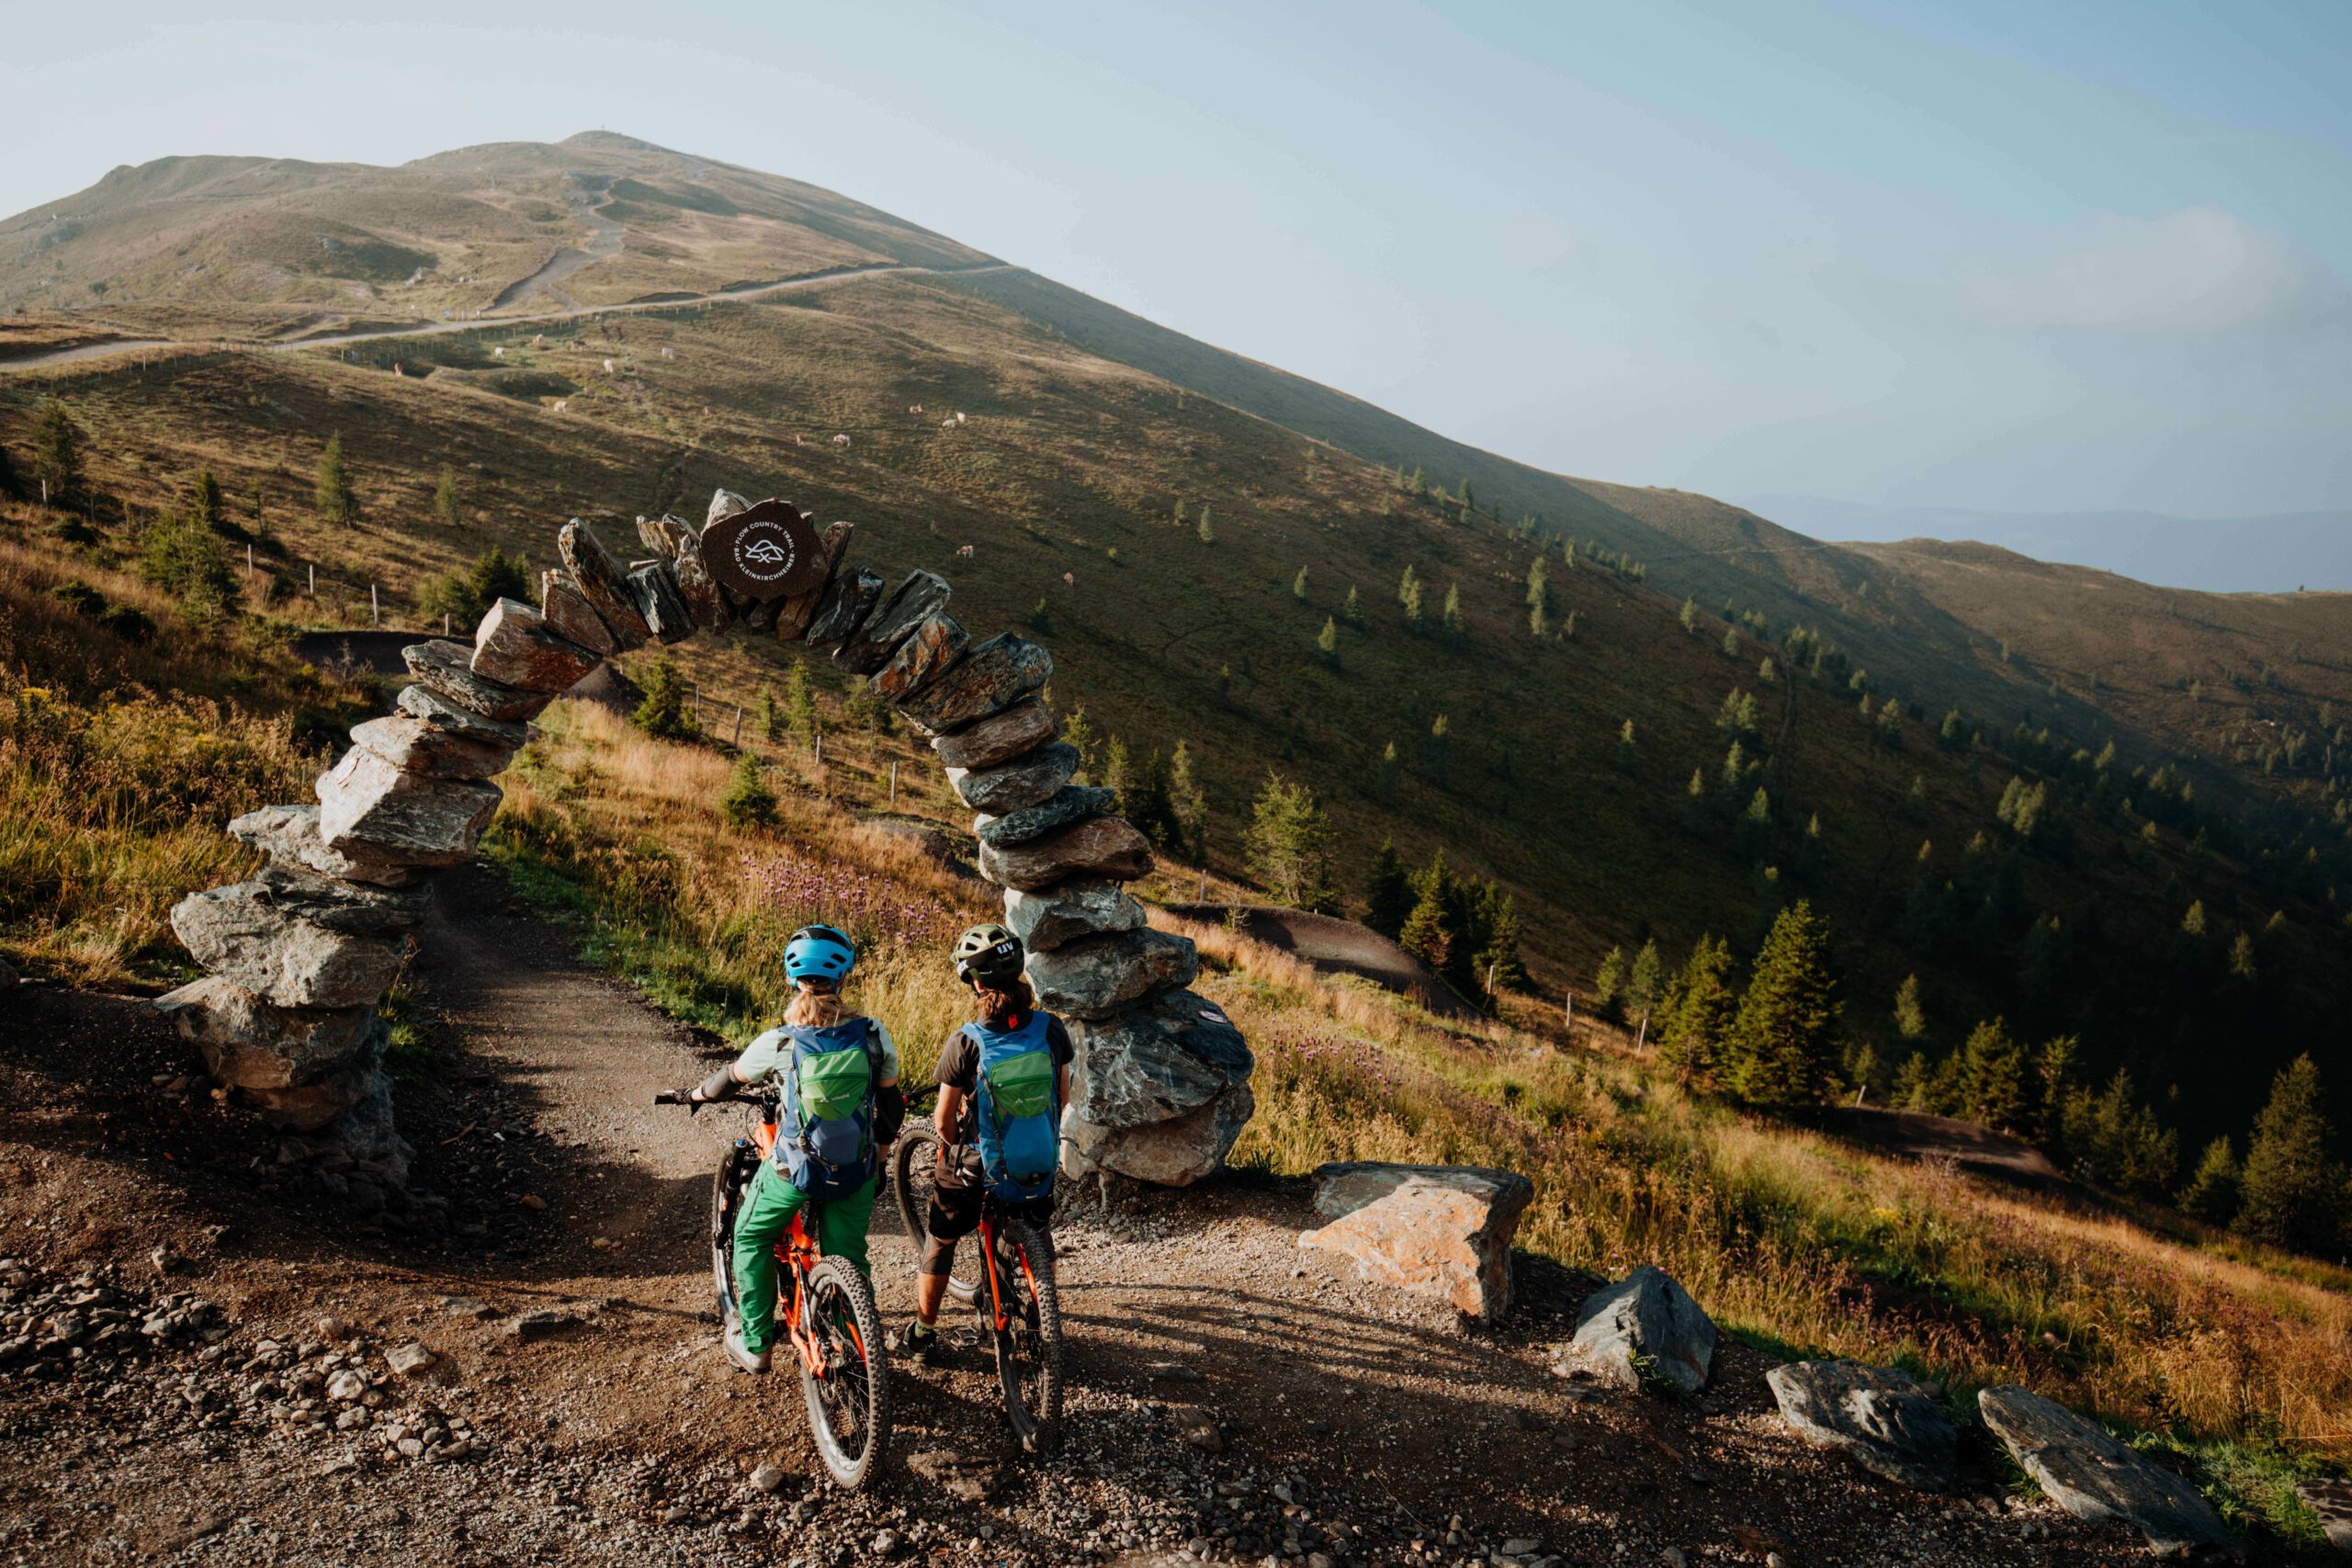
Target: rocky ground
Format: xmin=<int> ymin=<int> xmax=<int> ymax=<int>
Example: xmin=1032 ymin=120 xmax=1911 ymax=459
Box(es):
xmin=0 ymin=874 xmax=2166 ymax=1566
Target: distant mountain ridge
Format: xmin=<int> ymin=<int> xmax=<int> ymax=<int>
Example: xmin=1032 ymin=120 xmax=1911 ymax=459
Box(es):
xmin=1742 ymin=494 xmax=2351 ymax=594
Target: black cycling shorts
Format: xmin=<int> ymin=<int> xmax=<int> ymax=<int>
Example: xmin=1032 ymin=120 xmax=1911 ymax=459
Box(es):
xmin=920 ymin=1169 xmax=1055 ymax=1279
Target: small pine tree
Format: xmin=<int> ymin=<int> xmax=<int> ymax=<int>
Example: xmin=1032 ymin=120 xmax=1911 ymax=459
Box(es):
xmin=1168 ymin=740 xmax=1207 ymax=862
xmin=1363 ymin=839 xmax=1413 ymax=938
xmin=1377 ymin=739 xmax=1399 ymax=795
xmin=141 ymin=479 xmax=241 ymax=624
xmin=1398 ymin=565 xmax=1423 ymax=629
xmin=1959 ymin=1018 xmax=2027 ymax=1131
xmin=434 ymin=465 xmax=461 ymax=525
xmin=315 ymin=431 xmax=357 ymax=525
xmin=1398 ymin=873 xmax=1451 ymax=971
xmin=29 ymin=396 xmax=83 ymax=504
xmin=1293 ymin=566 xmax=1310 ymax=602
xmin=1061 ymin=705 xmax=1102 ymax=781
xmin=1616 ymin=717 xmax=1636 ymax=770
xmin=1722 ymin=625 xmax=1740 ymax=659
xmin=1679 ymin=596 xmax=1699 ymax=635
xmin=2236 ymin=1054 xmax=2347 ymax=1253
xmin=1893 ymin=975 xmax=1927 ymax=1041
xmin=1723 ymin=900 xmax=1839 ymax=1103
xmin=1342 ymin=584 xmax=1362 ymax=626
xmin=1657 ymin=935 xmax=1736 ymax=1086
xmin=1525 ymin=556 xmax=1549 ymax=616
xmin=783 ymin=662 xmax=821 ymax=749
xmin=631 ymin=657 xmax=695 ymax=739
xmin=1626 ymin=941 xmax=1663 ymax=1032
xmin=2178 ymin=1136 xmax=2242 ymax=1226
xmin=2228 ymin=931 xmax=2257 ymax=982
xmin=758 ymin=685 xmax=783 ymax=743
xmin=1316 ymin=615 xmax=1339 ymax=665
xmin=1102 ymin=737 xmax=1133 ymax=812
xmin=1561 ymin=608 xmax=1577 ymax=640
xmin=2181 ymin=899 xmax=2207 ymax=937
xmin=1590 ymin=945 xmax=1625 ymax=1017
xmin=1243 ymin=773 xmax=1336 ymax=909
xmin=718 ymin=753 xmax=777 ymax=829
xmin=1196 ymin=506 xmax=1215 ymax=544
xmin=1441 ymin=582 xmax=1464 ymax=646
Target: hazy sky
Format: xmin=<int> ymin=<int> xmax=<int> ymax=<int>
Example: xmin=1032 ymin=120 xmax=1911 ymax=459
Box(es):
xmin=7 ymin=1 xmax=2348 ymax=516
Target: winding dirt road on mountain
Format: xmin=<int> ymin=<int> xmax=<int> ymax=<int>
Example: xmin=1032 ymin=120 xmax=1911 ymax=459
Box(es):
xmin=0 ymin=259 xmax=1012 ymax=373
xmin=0 ymin=866 xmax=2140 ymax=1565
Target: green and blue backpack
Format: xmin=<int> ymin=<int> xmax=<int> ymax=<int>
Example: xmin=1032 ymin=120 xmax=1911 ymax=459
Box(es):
xmin=779 ymin=1019 xmax=882 ymax=1199
xmin=965 ymin=1011 xmax=1061 ymax=1203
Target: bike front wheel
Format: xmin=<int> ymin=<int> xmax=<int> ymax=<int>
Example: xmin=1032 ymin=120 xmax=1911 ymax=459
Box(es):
xmin=990 ymin=1222 xmax=1064 ymax=1455
xmin=799 ymin=1256 xmax=890 ymax=1490
xmin=892 ymin=1128 xmax=977 ymax=1304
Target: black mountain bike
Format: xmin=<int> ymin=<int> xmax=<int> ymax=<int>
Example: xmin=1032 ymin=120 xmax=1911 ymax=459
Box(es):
xmin=892 ymin=1111 xmax=1064 ymax=1454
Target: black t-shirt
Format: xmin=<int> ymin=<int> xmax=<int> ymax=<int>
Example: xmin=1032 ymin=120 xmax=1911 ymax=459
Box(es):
xmin=933 ymin=1012 xmax=1074 ymax=1143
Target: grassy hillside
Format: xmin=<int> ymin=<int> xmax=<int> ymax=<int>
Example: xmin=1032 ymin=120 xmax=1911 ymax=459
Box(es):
xmin=0 ymin=131 xmax=993 ymax=329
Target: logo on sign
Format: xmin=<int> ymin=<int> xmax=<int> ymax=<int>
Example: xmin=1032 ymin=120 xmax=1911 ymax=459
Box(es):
xmin=701 ymin=500 xmax=827 ymax=603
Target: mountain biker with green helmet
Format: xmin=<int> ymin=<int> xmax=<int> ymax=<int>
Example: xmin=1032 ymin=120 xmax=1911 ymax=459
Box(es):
xmin=902 ymin=922 xmax=1072 ymax=1364
xmin=689 ymin=923 xmax=905 ymax=1375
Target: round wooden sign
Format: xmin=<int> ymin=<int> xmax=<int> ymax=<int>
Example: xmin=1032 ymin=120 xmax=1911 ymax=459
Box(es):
xmin=703 ymin=499 xmax=825 ymax=603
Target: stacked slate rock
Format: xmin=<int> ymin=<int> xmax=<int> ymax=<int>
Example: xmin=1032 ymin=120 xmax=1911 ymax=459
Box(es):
xmin=156 ymin=490 xmax=1253 ymax=1192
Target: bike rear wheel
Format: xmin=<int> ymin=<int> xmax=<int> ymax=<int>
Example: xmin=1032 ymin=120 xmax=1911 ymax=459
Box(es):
xmin=799 ymin=1256 xmax=890 ymax=1490
xmin=989 ymin=1222 xmax=1064 ymax=1455
xmin=892 ymin=1128 xmax=977 ymax=1304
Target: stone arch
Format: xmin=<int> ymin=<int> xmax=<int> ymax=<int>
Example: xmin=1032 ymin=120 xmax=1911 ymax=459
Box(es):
xmin=154 ymin=492 xmax=1254 ymax=1207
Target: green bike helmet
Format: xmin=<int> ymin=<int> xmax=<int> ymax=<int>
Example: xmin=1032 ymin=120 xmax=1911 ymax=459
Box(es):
xmin=953 ymin=922 xmax=1025 ymax=987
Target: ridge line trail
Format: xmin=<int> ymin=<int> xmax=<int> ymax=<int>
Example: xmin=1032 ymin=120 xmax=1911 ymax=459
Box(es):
xmin=0 ymin=260 xmax=1013 ymax=372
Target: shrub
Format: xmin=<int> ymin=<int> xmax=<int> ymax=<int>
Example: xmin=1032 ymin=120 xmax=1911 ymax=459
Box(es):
xmin=718 ymin=754 xmax=777 ymax=829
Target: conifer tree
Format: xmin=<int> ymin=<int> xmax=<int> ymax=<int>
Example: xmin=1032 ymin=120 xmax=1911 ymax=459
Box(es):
xmin=1679 ymin=596 xmax=1699 ymax=635
xmin=1626 ymin=941 xmax=1663 ymax=1036
xmin=1060 ymin=706 xmax=1102 ymax=781
xmin=631 ymin=657 xmax=695 ymax=739
xmin=1893 ymin=975 xmax=1927 ymax=1041
xmin=1342 ymin=584 xmax=1362 ymax=626
xmin=1561 ymin=608 xmax=1577 ymax=639
xmin=1441 ymin=582 xmax=1464 ymax=646
xmin=1243 ymin=773 xmax=1336 ymax=909
xmin=2236 ymin=1054 xmax=2346 ymax=1252
xmin=1398 ymin=564 xmax=1423 ymax=629
xmin=1168 ymin=740 xmax=1207 ymax=862
xmin=1362 ymin=839 xmax=1413 ymax=939
xmin=1102 ymin=737 xmax=1133 ymax=811
xmin=1196 ymin=506 xmax=1216 ymax=543
xmin=1959 ymin=1018 xmax=2027 ymax=1131
xmin=1529 ymin=602 xmax=1547 ymax=638
xmin=434 ymin=465 xmax=461 ymax=525
xmin=1616 ymin=717 xmax=1636 ymax=770
xmin=1377 ymin=739 xmax=1399 ymax=795
xmin=141 ymin=473 xmax=241 ymax=623
xmin=1317 ymin=615 xmax=1339 ymax=666
xmin=2228 ymin=931 xmax=2258 ymax=982
xmin=2181 ymin=899 xmax=2207 ymax=937
xmin=1525 ymin=556 xmax=1549 ymax=617
xmin=2178 ymin=1137 xmax=2242 ymax=1226
xmin=1657 ymin=935 xmax=1735 ymax=1086
xmin=1590 ymin=945 xmax=1625 ymax=1017
xmin=718 ymin=753 xmax=778 ymax=829
xmin=29 ymin=396 xmax=83 ymax=505
xmin=1722 ymin=625 xmax=1741 ymax=659
xmin=315 ymin=431 xmax=357 ymax=525
xmin=1293 ymin=566 xmax=1310 ymax=602
xmin=1758 ymin=656 xmax=1777 ymax=684
xmin=783 ymin=662 xmax=821 ymax=749
xmin=1724 ymin=900 xmax=1838 ymax=1103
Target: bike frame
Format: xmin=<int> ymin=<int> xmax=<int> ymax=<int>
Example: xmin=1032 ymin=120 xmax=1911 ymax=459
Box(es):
xmin=749 ymin=1118 xmax=865 ymax=1380
xmin=974 ymin=1207 xmax=1044 ymax=1337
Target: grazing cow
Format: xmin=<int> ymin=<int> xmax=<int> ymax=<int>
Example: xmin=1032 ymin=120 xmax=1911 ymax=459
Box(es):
xmin=956 ymin=412 xmax=966 ymax=424
xmin=492 ymin=346 xmax=504 ymax=358
xmin=832 ymin=434 xmax=851 ymax=446
xmin=1062 ymin=571 xmax=1075 ymax=587
xmin=910 ymin=403 xmax=924 ymax=413
xmin=942 ymin=418 xmax=956 ymax=429
xmin=603 ymin=358 xmax=616 ymax=374
xmin=956 ymin=546 xmax=975 ymax=558
xmin=553 ymin=400 xmax=569 ymax=413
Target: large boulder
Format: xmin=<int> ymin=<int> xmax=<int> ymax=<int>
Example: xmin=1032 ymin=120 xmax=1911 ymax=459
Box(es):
xmin=1766 ymin=1361 xmax=1960 ymax=1491
xmin=168 ymin=884 xmax=405 ymax=1010
xmin=775 ymin=520 xmax=855 ymax=640
xmin=230 ymin=804 xmax=427 ymax=889
xmin=669 ymin=530 xmax=732 ymax=630
xmin=978 ymin=815 xmax=1153 ymax=892
xmin=976 ymin=785 xmax=1116 ymax=849
xmin=252 ymin=863 xmax=434 ymax=937
xmin=556 ymin=519 xmax=652 ymax=649
xmin=469 ymin=597 xmax=600 ymax=693
xmin=932 ymin=697 xmax=1057 ymax=772
xmin=871 ymin=611 xmax=968 ymax=703
xmin=401 ymin=640 xmax=552 ymax=724
xmin=806 ymin=566 xmax=885 ymax=648
xmin=896 ymin=634 xmax=1052 ymax=737
xmin=1003 ymin=876 xmax=1146 ymax=953
xmin=355 ymin=704 xmax=515 ymax=783
xmin=628 ymin=561 xmax=695 ymax=644
xmin=315 ymin=745 xmax=502 ymax=867
xmin=2297 ymin=1479 xmax=2352 ymax=1552
xmin=1061 ymin=988 xmax=1253 ymax=1186
xmin=1977 ymin=1387 xmax=2233 ymax=1558
xmin=837 ymin=570 xmax=952 ymax=674
xmin=537 ymin=569 xmax=618 ymax=657
xmin=950 ymin=742 xmax=1079 ymax=816
xmin=153 ymin=977 xmax=384 ymax=1129
xmin=1567 ymin=1266 xmax=1717 ymax=1394
xmin=1026 ymin=928 xmax=1198 ymax=1019
xmin=1298 ymin=1163 xmax=1533 ymax=1324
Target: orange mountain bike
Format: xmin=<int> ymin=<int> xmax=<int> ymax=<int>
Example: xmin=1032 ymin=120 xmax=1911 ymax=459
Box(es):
xmin=657 ymin=1087 xmax=890 ymax=1489
xmin=893 ymin=1117 xmax=1064 ymax=1454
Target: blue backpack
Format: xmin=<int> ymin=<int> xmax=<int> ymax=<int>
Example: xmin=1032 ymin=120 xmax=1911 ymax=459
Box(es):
xmin=966 ymin=1012 xmax=1061 ymax=1203
xmin=778 ymin=1019 xmax=882 ymax=1199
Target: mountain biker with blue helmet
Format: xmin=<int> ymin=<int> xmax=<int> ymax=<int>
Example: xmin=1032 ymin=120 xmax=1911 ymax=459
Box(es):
xmin=902 ymin=922 xmax=1072 ymax=1365
xmin=689 ymin=923 xmax=905 ymax=1375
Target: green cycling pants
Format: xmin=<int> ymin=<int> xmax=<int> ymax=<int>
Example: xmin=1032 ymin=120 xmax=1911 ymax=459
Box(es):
xmin=730 ymin=1158 xmax=876 ymax=1354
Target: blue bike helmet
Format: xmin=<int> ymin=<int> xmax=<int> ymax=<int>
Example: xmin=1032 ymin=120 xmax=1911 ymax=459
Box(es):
xmin=784 ymin=924 xmax=856 ymax=986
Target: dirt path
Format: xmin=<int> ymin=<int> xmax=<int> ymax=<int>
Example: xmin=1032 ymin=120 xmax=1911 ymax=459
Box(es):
xmin=486 ymin=176 xmax=623 ymax=313
xmin=0 ymin=262 xmax=1012 ymax=373
xmin=0 ymin=873 xmax=2143 ymax=1566
xmin=1823 ymin=1107 xmax=2075 ymax=1195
